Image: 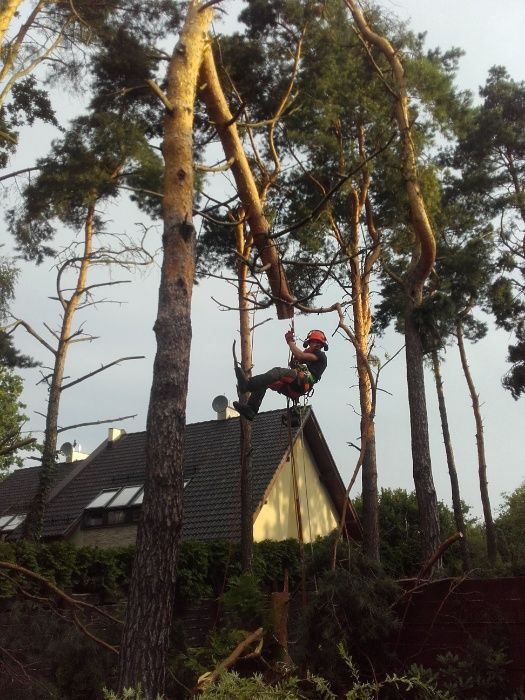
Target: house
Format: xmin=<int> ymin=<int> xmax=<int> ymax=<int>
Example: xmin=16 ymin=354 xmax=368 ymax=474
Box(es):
xmin=0 ymin=404 xmax=361 ymax=547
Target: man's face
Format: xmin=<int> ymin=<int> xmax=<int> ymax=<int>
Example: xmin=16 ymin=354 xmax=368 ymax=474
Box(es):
xmin=309 ymin=339 xmax=323 ymax=351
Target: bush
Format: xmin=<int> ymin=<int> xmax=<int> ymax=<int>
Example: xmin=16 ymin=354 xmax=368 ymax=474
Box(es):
xmin=296 ymin=553 xmax=401 ymax=690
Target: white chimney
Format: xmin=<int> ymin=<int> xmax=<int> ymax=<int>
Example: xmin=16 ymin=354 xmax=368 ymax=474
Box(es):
xmin=212 ymin=395 xmax=239 ymax=420
xmin=108 ymin=428 xmax=126 ymax=443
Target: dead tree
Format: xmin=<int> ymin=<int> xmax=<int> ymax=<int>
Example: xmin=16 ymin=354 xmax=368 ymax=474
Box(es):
xmin=6 ymin=214 xmax=149 ymax=540
xmin=456 ymin=320 xmax=497 ymax=566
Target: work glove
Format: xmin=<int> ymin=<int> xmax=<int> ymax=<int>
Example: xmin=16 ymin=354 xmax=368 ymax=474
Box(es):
xmin=284 ymin=330 xmax=295 ymax=343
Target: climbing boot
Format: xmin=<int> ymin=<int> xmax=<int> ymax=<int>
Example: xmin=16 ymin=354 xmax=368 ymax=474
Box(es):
xmin=233 ymin=401 xmax=256 ymax=421
xmin=234 ymin=365 xmax=249 ymax=393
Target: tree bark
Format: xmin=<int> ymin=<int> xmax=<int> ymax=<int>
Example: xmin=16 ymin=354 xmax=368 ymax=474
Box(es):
xmin=117 ymin=3 xmax=213 ymax=697
xmin=456 ymin=321 xmax=497 ymax=567
xmin=0 ymin=0 xmax=24 ymax=47
xmin=345 ymin=0 xmax=440 ymax=565
xmin=23 ymin=202 xmax=95 ymax=540
xmin=405 ymin=309 xmax=441 ymax=564
xmin=431 ymin=348 xmax=471 ymax=572
xmin=235 ymin=218 xmax=253 ymax=573
xmin=199 ymin=48 xmax=294 ymax=320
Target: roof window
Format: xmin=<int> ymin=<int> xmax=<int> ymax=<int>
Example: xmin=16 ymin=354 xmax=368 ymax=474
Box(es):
xmin=0 ymin=514 xmax=26 ymax=532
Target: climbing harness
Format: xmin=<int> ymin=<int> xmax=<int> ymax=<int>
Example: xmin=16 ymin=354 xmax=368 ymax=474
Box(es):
xmin=270 ymin=321 xmax=319 ymax=400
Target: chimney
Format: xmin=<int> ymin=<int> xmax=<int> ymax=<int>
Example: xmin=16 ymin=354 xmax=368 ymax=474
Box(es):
xmin=108 ymin=427 xmax=126 ymax=443
xmin=212 ymin=395 xmax=239 ymax=420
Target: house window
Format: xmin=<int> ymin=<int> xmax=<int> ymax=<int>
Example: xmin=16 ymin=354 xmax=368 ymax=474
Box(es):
xmin=83 ymin=485 xmax=144 ymax=529
xmin=82 ymin=481 xmax=189 ymax=529
xmin=107 ymin=509 xmax=127 ymax=525
xmin=86 ymin=490 xmax=119 ymax=509
xmin=0 ymin=514 xmax=26 ymax=532
xmin=108 ymin=485 xmax=142 ymax=508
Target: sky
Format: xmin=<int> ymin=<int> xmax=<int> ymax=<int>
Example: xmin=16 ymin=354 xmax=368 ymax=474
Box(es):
xmin=4 ymin=0 xmax=525 ymax=521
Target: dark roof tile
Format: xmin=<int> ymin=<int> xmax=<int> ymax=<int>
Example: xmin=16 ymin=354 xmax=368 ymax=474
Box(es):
xmin=0 ymin=408 xmax=360 ymax=541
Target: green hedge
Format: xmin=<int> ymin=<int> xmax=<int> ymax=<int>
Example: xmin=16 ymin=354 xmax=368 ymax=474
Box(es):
xmin=0 ymin=537 xmax=312 ymax=603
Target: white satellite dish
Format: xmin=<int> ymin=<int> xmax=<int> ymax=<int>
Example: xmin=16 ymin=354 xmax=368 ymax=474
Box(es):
xmin=60 ymin=442 xmax=73 ymax=461
xmin=212 ymin=395 xmax=229 ymax=413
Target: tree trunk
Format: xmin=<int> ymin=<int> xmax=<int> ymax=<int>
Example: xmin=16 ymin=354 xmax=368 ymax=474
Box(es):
xmin=405 ymin=309 xmax=441 ymax=564
xmin=117 ymin=4 xmax=213 ymax=697
xmin=236 ymin=218 xmax=253 ymax=573
xmin=199 ymin=47 xmax=294 ymax=320
xmin=345 ymin=0 xmax=440 ymax=566
xmin=431 ymin=348 xmax=471 ymax=572
xmin=23 ymin=202 xmax=95 ymax=540
xmin=0 ymin=0 xmax=24 ymax=46
xmin=456 ymin=321 xmax=497 ymax=567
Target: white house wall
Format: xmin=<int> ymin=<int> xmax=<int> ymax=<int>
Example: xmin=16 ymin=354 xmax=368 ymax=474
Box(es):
xmin=253 ymin=437 xmax=339 ymax=543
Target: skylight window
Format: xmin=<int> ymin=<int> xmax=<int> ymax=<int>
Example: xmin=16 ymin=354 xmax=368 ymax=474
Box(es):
xmin=109 ymin=485 xmax=142 ymax=508
xmin=86 ymin=489 xmax=119 ymax=509
xmin=0 ymin=514 xmax=26 ymax=532
xmin=132 ymin=488 xmax=144 ymax=505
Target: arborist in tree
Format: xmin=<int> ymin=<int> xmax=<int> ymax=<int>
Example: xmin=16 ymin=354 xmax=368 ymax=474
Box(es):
xmin=233 ymin=329 xmax=328 ymax=421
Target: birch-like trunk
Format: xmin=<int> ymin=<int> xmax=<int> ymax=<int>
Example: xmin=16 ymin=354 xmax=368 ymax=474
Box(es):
xmin=236 ymin=218 xmax=254 ymax=572
xmin=23 ymin=203 xmax=95 ymax=540
xmin=431 ymin=348 xmax=471 ymax=572
xmin=456 ymin=321 xmax=497 ymax=567
xmin=117 ymin=3 xmax=213 ymax=696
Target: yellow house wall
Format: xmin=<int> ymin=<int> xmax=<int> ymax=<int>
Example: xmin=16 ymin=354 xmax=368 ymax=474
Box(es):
xmin=253 ymin=438 xmax=339 ymax=543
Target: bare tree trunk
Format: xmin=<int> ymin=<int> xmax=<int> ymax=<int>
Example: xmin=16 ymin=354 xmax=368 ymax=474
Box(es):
xmin=405 ymin=309 xmax=441 ymax=563
xmin=199 ymin=48 xmax=294 ymax=320
xmin=456 ymin=321 xmax=497 ymax=567
xmin=23 ymin=202 xmax=95 ymax=540
xmin=117 ymin=4 xmax=213 ymax=697
xmin=345 ymin=0 xmax=440 ymax=565
xmin=431 ymin=348 xmax=471 ymax=572
xmin=235 ymin=218 xmax=253 ymax=572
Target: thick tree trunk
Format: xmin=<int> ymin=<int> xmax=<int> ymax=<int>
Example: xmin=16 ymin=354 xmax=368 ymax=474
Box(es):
xmin=23 ymin=203 xmax=95 ymax=540
xmin=431 ymin=348 xmax=471 ymax=572
xmin=405 ymin=309 xmax=441 ymax=564
xmin=236 ymin=219 xmax=253 ymax=572
xmin=199 ymin=48 xmax=294 ymax=320
xmin=456 ymin=321 xmax=497 ymax=567
xmin=117 ymin=4 xmax=212 ymax=697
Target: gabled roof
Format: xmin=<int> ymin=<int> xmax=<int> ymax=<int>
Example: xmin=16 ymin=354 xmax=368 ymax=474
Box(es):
xmin=0 ymin=462 xmax=77 ymax=517
xmin=0 ymin=408 xmax=360 ymax=541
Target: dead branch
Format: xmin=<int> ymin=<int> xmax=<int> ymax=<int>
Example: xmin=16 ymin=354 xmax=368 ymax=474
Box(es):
xmin=56 ymin=414 xmax=137 ymax=433
xmin=0 ymin=435 xmax=36 ymax=456
xmin=195 ymin=156 xmax=234 ymax=172
xmin=417 ymin=531 xmax=464 ymax=581
xmin=146 ymin=78 xmax=173 ymax=111
xmin=0 ymin=165 xmax=41 ymax=182
xmin=5 ymin=318 xmax=56 ymax=356
xmin=0 ymin=560 xmax=123 ymax=627
xmin=195 ymin=627 xmax=264 ymax=692
xmin=60 ymin=355 xmax=145 ymax=391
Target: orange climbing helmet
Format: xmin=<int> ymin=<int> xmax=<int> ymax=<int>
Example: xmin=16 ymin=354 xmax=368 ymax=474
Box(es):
xmin=303 ymin=329 xmax=328 ymax=350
